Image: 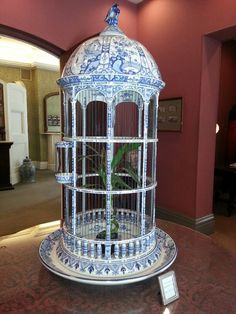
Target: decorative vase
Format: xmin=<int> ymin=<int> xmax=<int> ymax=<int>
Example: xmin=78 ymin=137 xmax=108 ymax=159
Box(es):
xmin=19 ymin=156 xmax=36 ymax=183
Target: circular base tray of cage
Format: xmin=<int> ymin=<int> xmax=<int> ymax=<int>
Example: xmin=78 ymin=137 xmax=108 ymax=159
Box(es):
xmin=39 ymin=228 xmax=177 ymax=285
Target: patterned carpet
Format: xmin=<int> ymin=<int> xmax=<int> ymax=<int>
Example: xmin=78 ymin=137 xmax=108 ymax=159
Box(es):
xmin=0 ymin=170 xmax=61 ymax=236
xmin=211 ymin=199 xmax=236 ymax=255
xmin=0 ymin=170 xmax=235 ymax=257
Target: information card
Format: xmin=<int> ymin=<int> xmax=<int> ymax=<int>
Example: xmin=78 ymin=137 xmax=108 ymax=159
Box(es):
xmin=158 ymin=270 xmax=179 ymax=305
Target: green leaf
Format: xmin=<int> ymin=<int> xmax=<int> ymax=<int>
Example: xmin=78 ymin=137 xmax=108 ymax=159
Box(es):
xmin=80 ymin=183 xmax=96 ymax=188
xmin=111 ymin=218 xmax=119 ymax=233
xmin=111 ymin=173 xmax=131 ymax=190
xmin=85 ymin=144 xmax=101 ymax=155
xmin=78 ymin=154 xmax=99 ymax=163
xmin=98 ymin=167 xmax=106 ymax=188
xmin=123 ymin=162 xmax=141 ymax=186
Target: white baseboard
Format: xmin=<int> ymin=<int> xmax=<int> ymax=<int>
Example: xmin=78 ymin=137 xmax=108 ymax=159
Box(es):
xmin=10 ymin=171 xmax=20 ymax=185
xmin=33 ymin=161 xmax=48 ymax=170
xmin=47 ymin=163 xmax=56 ymax=171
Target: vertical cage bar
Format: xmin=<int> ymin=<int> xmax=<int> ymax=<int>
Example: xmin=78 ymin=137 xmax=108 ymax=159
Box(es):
xmin=71 ymin=96 xmax=77 ymax=235
xmin=62 ymin=91 xmax=67 ymax=226
xmin=65 ymin=146 xmax=69 ymax=173
xmin=141 ymin=101 xmax=149 ymax=236
xmin=64 ymin=186 xmax=69 ymax=227
xmin=63 ymin=91 xmax=67 ymax=137
xmin=136 ymin=104 xmax=143 ymax=224
xmin=152 ymin=95 xmax=158 ymax=227
xmin=82 ymin=100 xmax=86 ymax=214
xmin=105 ymin=100 xmax=113 ymax=258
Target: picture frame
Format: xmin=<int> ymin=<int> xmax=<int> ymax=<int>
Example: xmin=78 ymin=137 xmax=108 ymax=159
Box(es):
xmin=158 ymin=270 xmax=179 ymax=305
xmin=158 ymin=97 xmax=183 ymax=132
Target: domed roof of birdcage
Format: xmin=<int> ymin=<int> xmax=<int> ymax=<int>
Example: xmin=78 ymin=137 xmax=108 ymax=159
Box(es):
xmin=58 ymin=6 xmax=165 ymax=96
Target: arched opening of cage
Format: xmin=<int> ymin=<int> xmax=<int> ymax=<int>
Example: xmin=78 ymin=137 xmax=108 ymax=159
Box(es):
xmin=114 ymin=90 xmax=143 ymax=138
xmin=68 ymin=90 xmax=108 ymax=232
xmin=103 ymin=91 xmax=144 ymax=238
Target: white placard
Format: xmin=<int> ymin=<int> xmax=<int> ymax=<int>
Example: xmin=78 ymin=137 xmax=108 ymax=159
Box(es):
xmin=158 ymin=270 xmax=179 ymax=305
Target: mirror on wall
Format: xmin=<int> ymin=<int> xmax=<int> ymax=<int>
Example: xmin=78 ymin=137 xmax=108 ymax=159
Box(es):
xmin=44 ymin=92 xmax=60 ymax=133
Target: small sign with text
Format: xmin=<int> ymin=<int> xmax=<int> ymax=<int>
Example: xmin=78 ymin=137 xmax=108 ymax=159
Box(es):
xmin=158 ymin=271 xmax=179 ymax=305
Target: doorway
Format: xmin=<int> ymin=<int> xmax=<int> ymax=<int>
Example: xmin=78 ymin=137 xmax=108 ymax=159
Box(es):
xmin=0 ymin=33 xmax=61 ymax=174
xmin=205 ymin=28 xmax=236 ymax=254
xmin=0 ymin=26 xmax=63 ymax=236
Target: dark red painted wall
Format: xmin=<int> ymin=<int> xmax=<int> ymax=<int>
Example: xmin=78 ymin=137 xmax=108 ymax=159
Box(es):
xmin=137 ymin=0 xmax=236 ymax=219
xmin=0 ymin=0 xmax=138 ymax=50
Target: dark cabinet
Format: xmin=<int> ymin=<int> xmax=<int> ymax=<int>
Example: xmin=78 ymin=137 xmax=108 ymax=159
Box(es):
xmin=0 ymin=83 xmax=6 ymax=141
xmin=0 ymin=141 xmax=13 ymax=190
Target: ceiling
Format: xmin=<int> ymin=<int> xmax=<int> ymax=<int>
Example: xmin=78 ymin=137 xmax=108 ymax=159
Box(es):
xmin=128 ymin=0 xmax=143 ymax=3
xmin=0 ymin=35 xmax=59 ymax=71
xmin=0 ymin=2 xmax=145 ymax=71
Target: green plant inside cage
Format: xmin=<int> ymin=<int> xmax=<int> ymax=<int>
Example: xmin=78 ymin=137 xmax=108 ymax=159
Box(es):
xmin=79 ymin=142 xmax=141 ymax=239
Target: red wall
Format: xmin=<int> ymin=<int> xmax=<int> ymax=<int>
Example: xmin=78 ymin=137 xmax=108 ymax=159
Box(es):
xmin=138 ymin=0 xmax=236 ymax=219
xmin=1 ymin=0 xmax=236 ymax=220
xmin=0 ymin=0 xmax=138 ymax=50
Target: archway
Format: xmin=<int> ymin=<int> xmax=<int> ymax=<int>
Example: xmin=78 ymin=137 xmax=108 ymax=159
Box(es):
xmin=0 ymin=24 xmax=64 ymax=57
xmin=0 ymin=25 xmax=64 ymax=235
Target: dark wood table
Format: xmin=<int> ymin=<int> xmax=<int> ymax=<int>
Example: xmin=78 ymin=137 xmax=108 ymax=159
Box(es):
xmin=1 ymin=220 xmax=236 ymax=313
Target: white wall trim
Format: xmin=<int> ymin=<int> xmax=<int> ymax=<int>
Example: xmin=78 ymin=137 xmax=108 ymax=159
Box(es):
xmin=10 ymin=168 xmax=20 ymax=185
xmin=47 ymin=163 xmax=56 ymax=171
xmin=33 ymin=161 xmax=48 ymax=170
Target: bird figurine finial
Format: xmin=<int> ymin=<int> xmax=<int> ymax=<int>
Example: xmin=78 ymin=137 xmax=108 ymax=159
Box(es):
xmin=104 ymin=3 xmax=120 ymax=26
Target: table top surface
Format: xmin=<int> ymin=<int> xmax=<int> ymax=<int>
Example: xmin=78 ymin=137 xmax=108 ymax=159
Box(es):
xmin=1 ymin=220 xmax=236 ymax=313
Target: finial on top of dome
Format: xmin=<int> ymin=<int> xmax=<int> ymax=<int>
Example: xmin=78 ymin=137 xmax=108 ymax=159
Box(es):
xmin=104 ymin=3 xmax=120 ymax=26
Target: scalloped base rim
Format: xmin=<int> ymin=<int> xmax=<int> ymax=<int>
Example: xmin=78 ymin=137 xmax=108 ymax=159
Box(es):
xmin=39 ymin=228 xmax=177 ymax=285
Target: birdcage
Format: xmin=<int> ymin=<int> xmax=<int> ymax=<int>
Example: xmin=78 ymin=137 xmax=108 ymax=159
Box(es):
xmin=39 ymin=4 xmax=177 ymax=285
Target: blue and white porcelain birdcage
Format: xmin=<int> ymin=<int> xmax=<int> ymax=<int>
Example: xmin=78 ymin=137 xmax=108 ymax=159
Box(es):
xmin=39 ymin=4 xmax=177 ymax=285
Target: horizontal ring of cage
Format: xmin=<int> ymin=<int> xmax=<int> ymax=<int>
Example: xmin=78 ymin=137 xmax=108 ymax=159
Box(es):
xmin=56 ymin=172 xmax=156 ymax=194
xmin=55 ymin=141 xmax=73 ymax=148
xmin=65 ymin=208 xmax=153 ymax=239
xmin=60 ymin=230 xmax=156 ymax=261
xmin=55 ymin=173 xmax=74 ymax=184
xmin=63 ymin=136 xmax=158 ymax=143
xmin=61 ymin=209 xmax=156 ymax=260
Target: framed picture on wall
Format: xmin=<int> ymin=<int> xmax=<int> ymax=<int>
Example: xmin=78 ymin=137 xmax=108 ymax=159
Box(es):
xmin=158 ymin=97 xmax=183 ymax=132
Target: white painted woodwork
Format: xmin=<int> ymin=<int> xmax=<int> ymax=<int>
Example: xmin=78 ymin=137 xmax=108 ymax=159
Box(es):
xmin=45 ymin=133 xmax=61 ymax=171
xmin=6 ymin=82 xmax=29 ymax=184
